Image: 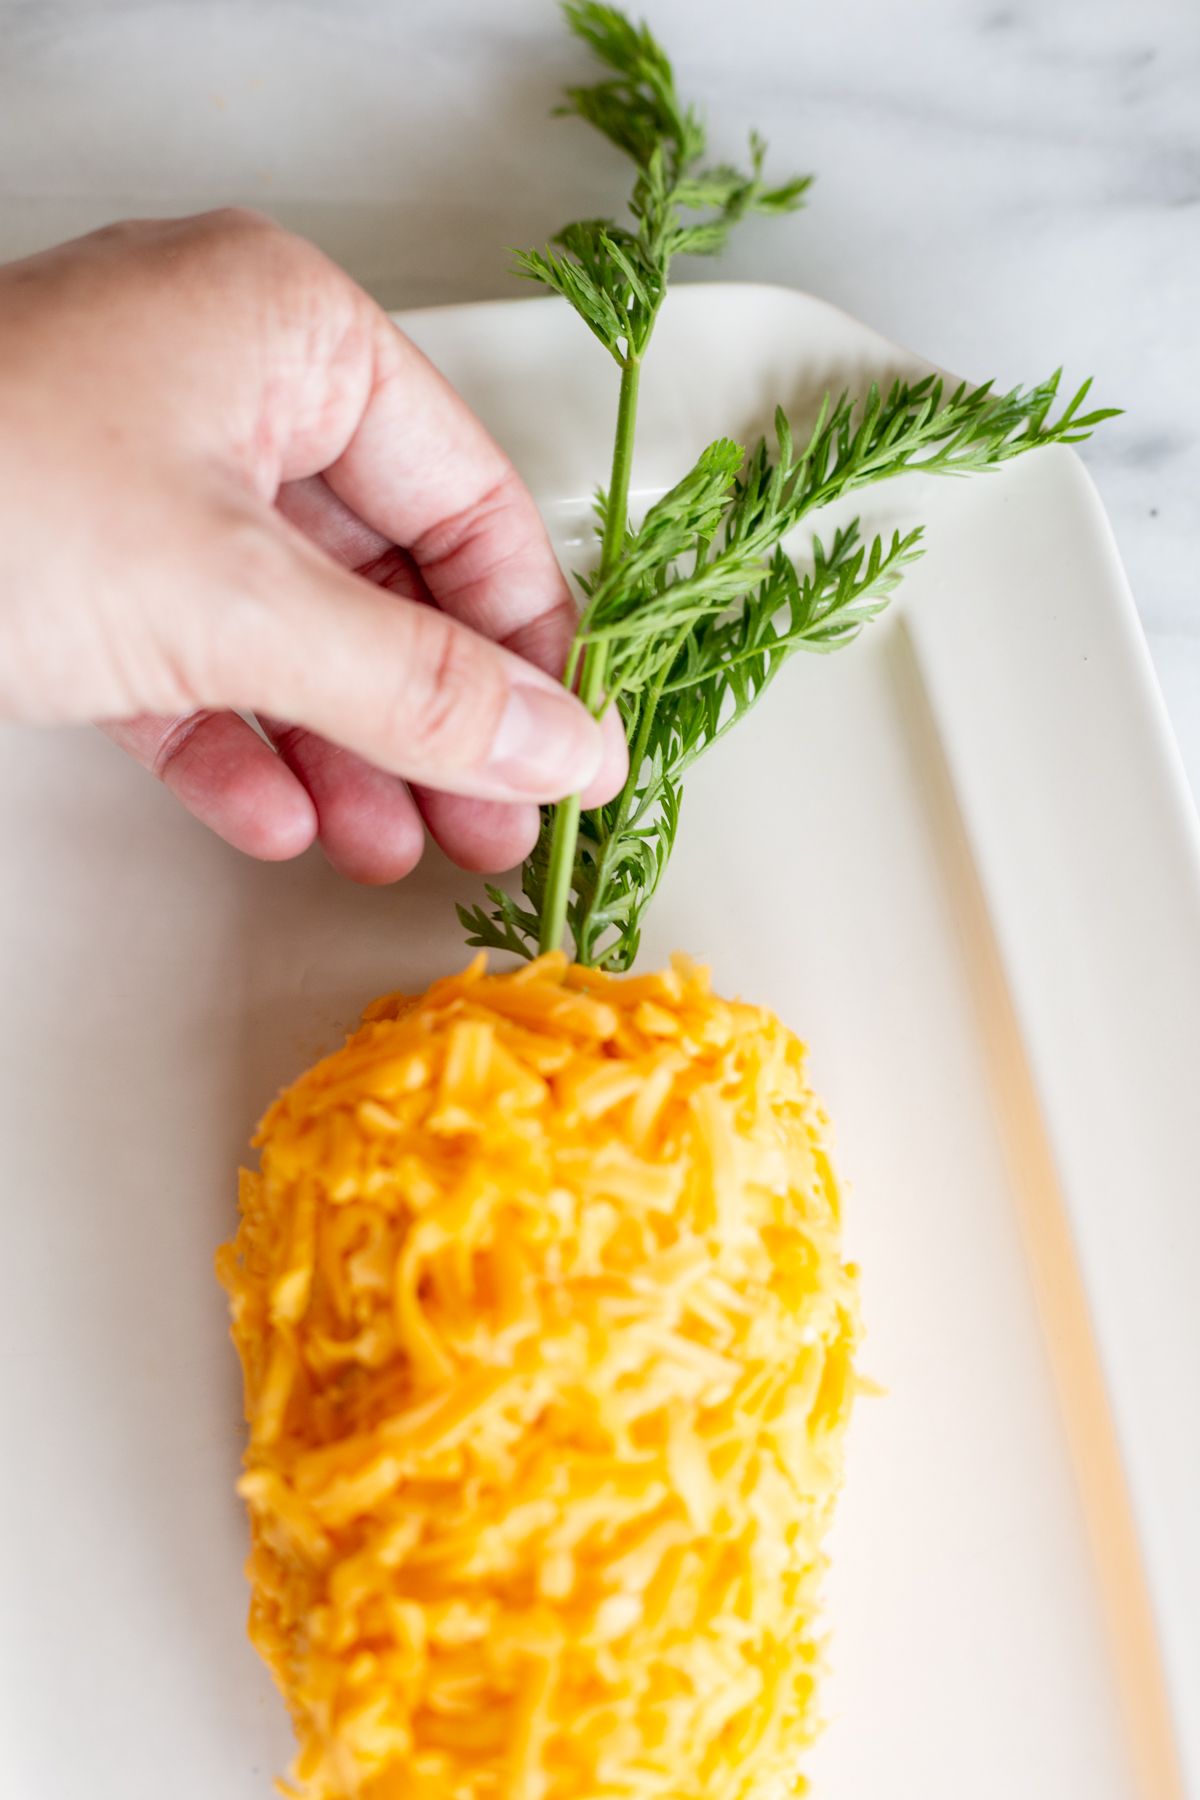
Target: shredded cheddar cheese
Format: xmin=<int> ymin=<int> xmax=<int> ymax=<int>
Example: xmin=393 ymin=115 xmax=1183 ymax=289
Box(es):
xmin=217 ymin=954 xmax=859 ymax=1800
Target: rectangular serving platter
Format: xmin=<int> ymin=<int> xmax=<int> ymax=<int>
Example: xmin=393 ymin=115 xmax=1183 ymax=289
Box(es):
xmin=1 ymin=285 xmax=1196 ymax=1799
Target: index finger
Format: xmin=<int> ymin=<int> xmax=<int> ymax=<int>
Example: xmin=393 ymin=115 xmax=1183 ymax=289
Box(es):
xmin=318 ymin=311 xmax=577 ymax=678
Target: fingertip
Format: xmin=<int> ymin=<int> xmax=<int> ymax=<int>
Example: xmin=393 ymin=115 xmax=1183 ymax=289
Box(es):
xmin=320 ymin=815 xmax=425 ymax=886
xmin=483 ymin=676 xmax=606 ymax=803
xmin=177 ymin=748 xmax=317 ymax=860
xmin=415 ymin=789 xmax=542 ymax=874
xmin=248 ymin=788 xmax=321 ymax=861
xmin=121 ymin=710 xmax=319 ymax=860
xmin=580 ymin=702 xmax=629 ymax=808
xmin=262 ymin=721 xmax=427 ymax=886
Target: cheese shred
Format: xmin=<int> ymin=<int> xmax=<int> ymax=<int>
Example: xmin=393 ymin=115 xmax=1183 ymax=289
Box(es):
xmin=218 ymin=954 xmax=860 ymax=1800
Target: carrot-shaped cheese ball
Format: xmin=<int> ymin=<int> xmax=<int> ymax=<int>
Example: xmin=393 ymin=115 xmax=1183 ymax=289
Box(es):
xmin=219 ymin=956 xmax=858 ymax=1800
xmin=219 ymin=8 xmax=1112 ymax=1795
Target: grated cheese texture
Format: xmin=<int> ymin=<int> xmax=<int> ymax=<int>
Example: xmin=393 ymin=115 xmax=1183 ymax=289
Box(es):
xmin=217 ymin=954 xmax=860 ymax=1800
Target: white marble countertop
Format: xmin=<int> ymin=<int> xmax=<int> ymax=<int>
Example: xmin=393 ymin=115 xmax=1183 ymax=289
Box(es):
xmin=0 ymin=0 xmax=1196 ymax=796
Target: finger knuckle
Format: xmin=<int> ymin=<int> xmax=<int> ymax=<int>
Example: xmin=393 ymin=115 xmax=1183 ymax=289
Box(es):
xmin=91 ymin=216 xmax=153 ymax=248
xmin=179 ymin=207 xmax=316 ymax=288
xmin=404 ymin=622 xmax=500 ymax=764
xmin=200 ymin=204 xmax=277 ymax=241
xmin=150 ymin=708 xmax=232 ymax=781
xmin=412 ymin=468 xmax=525 ymax=588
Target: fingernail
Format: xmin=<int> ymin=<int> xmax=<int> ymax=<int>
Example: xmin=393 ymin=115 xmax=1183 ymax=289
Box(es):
xmin=488 ymin=681 xmax=603 ymax=800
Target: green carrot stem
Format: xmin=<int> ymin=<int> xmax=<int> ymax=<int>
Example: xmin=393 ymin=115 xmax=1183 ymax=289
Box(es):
xmin=538 ymin=354 xmax=641 ymax=956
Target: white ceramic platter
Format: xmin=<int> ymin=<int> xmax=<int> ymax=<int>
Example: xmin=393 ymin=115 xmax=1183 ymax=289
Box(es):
xmin=1 ymin=286 xmax=1197 ymax=1799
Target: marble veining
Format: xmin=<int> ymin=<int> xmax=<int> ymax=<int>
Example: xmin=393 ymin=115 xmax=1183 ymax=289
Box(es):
xmin=0 ymin=0 xmax=1196 ymax=793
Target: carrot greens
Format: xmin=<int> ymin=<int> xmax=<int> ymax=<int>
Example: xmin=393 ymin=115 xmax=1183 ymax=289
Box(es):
xmin=459 ymin=1 xmax=1116 ymax=971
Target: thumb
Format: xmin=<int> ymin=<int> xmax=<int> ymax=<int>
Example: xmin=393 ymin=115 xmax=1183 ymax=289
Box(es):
xmin=197 ymin=508 xmax=603 ymax=804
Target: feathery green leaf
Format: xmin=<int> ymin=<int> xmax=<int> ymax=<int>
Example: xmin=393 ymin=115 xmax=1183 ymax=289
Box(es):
xmin=467 ymin=3 xmax=1117 ymax=967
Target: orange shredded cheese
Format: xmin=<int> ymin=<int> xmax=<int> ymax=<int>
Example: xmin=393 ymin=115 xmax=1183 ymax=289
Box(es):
xmin=217 ymin=954 xmax=860 ymax=1800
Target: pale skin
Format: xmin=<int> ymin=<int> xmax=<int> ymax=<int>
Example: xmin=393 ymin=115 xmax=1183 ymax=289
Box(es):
xmin=0 ymin=208 xmax=626 ymax=881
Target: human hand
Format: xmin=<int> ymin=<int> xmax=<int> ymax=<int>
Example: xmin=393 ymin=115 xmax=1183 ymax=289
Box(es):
xmin=0 ymin=209 xmax=624 ymax=880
